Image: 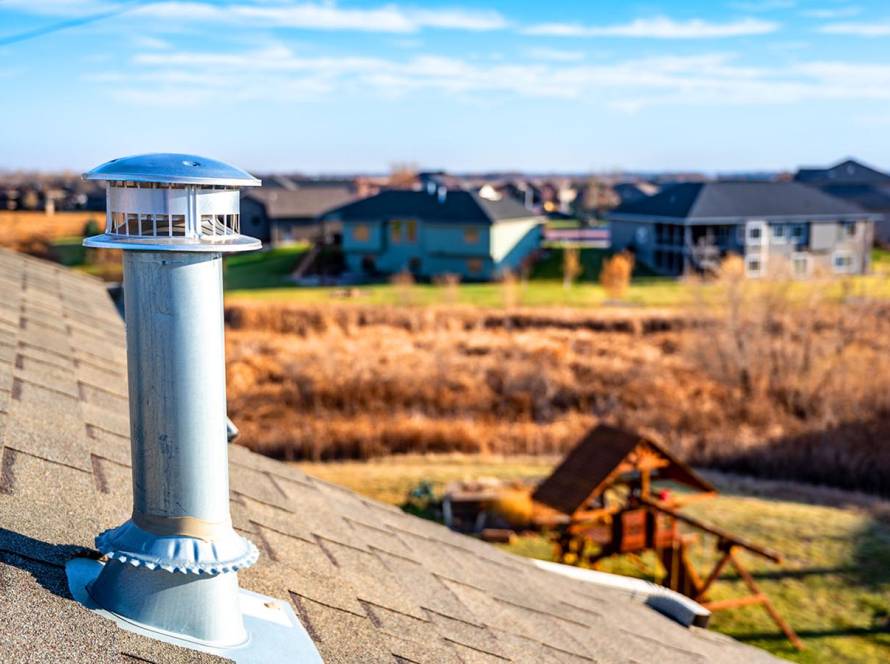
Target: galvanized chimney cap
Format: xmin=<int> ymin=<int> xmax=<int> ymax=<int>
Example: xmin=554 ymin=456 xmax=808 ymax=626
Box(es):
xmin=84 ymin=153 xmax=261 ymax=187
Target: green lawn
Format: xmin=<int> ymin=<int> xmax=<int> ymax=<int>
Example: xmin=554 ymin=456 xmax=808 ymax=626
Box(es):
xmin=225 ymin=246 xmax=691 ymax=307
xmin=297 ymin=455 xmax=890 ymax=664
xmin=50 ymin=236 xmax=87 ymax=266
xmin=226 ymin=244 xmax=890 ymax=309
xmin=223 ymin=244 xmax=309 ymax=290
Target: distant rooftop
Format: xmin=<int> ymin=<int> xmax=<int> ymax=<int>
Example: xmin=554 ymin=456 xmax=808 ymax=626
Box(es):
xmin=243 ymin=185 xmax=357 ymax=219
xmin=611 ymin=180 xmax=872 ymax=221
xmin=326 ymin=189 xmax=538 ymax=224
xmin=794 ymin=159 xmax=890 ymax=186
xmin=0 ymin=250 xmax=780 ymax=663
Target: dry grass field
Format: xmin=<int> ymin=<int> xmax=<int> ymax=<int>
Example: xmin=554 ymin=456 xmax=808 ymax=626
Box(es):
xmin=0 ymin=210 xmax=101 ymax=246
xmin=226 ymin=270 xmax=890 ymax=495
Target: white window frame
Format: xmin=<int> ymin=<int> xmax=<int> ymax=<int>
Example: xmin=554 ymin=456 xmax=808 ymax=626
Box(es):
xmin=832 ymin=250 xmax=854 ymax=274
xmin=771 ymin=223 xmax=787 ymax=244
xmin=745 ymin=255 xmax=764 ymax=278
xmin=745 ymin=220 xmax=767 ymax=247
xmin=791 ymin=252 xmax=810 ymax=279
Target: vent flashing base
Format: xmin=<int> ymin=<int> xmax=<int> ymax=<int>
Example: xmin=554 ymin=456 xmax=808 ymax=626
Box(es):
xmin=66 ymin=557 xmax=323 ymax=664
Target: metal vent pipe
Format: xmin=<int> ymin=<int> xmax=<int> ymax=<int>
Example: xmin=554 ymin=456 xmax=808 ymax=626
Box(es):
xmin=80 ymin=154 xmax=262 ymax=646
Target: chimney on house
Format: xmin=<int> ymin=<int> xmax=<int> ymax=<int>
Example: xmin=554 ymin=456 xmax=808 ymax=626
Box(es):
xmin=72 ymin=155 xmax=289 ymax=656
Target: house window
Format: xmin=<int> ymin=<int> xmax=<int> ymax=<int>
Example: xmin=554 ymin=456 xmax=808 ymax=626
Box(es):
xmin=746 ymin=221 xmax=766 ymax=246
xmin=390 ymin=220 xmax=402 ymax=243
xmin=745 ymin=255 xmax=763 ymax=278
xmin=791 ymin=224 xmax=806 ymax=243
xmin=771 ymin=224 xmax=786 ymax=243
xmin=466 ymin=258 xmax=483 ymax=274
xmin=792 ymin=253 xmax=809 ymax=278
xmin=838 ymin=221 xmax=856 ymax=240
xmin=833 ymin=251 xmax=854 ymax=274
xmin=352 ymin=224 xmax=370 ymax=242
xmin=464 ymin=228 xmax=480 ymax=244
xmin=405 ymin=220 xmax=417 ymax=243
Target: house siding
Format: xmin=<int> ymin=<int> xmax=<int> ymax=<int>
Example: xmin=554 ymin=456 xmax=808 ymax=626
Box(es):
xmin=610 ymin=216 xmax=873 ymax=278
xmin=340 ymin=216 xmax=542 ymax=280
xmin=239 ymin=197 xmax=271 ymax=243
xmin=494 ymin=222 xmax=543 ymax=275
xmin=490 ymin=218 xmax=540 ymax=262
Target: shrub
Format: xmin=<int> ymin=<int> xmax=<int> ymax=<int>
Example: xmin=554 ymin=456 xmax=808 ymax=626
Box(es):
xmin=562 ymin=246 xmax=582 ymax=289
xmin=83 ymin=219 xmax=101 ymax=236
xmin=599 ymin=251 xmax=634 ymax=300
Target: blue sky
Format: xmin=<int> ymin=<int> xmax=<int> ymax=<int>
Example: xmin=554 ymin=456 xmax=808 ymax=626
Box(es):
xmin=1 ymin=0 xmax=889 ymax=173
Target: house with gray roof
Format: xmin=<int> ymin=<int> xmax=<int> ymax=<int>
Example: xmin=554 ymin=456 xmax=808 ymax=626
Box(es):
xmin=0 ymin=248 xmax=784 ymax=663
xmin=608 ymin=180 xmax=878 ymax=278
xmin=324 ymin=186 xmax=545 ymax=281
xmin=794 ymin=158 xmax=890 ymax=244
xmin=241 ymin=184 xmax=358 ymax=246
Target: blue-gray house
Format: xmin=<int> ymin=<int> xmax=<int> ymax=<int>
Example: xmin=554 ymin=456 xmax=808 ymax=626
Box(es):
xmin=323 ymin=187 xmax=545 ymax=280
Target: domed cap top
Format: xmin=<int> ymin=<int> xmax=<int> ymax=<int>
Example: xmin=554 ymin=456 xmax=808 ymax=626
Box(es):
xmin=83 ymin=153 xmax=261 ymax=187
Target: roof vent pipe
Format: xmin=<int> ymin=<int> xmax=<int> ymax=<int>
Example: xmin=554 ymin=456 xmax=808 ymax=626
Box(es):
xmin=69 ymin=154 xmax=321 ymax=661
xmin=82 ymin=153 xmax=260 ymax=644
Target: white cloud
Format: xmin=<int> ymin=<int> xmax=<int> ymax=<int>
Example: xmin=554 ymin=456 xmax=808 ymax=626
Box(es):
xmin=133 ymin=35 xmax=172 ymax=50
xmin=819 ymin=21 xmax=890 ymax=36
xmin=802 ymin=7 xmax=861 ymax=19
xmin=526 ymin=47 xmax=586 ymax=62
xmin=100 ymin=44 xmax=890 ymax=112
xmin=523 ymin=16 xmax=778 ymax=39
xmin=405 ymin=8 xmax=507 ymax=31
xmin=132 ymin=2 xmax=506 ymax=33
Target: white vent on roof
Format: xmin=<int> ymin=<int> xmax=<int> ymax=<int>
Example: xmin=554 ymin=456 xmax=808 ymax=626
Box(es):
xmin=66 ymin=153 xmax=321 ymax=664
xmin=478 ymin=184 xmax=502 ymax=201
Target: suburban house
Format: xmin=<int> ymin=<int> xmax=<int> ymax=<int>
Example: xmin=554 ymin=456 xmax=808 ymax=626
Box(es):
xmin=324 ymin=185 xmax=546 ymax=280
xmin=794 ymin=158 xmax=890 ymax=243
xmin=608 ymin=180 xmax=878 ymax=278
xmin=240 ymin=182 xmax=358 ymax=245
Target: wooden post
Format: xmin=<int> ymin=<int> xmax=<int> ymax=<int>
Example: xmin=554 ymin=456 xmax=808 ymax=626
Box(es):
xmin=729 ymin=549 xmax=805 ymax=651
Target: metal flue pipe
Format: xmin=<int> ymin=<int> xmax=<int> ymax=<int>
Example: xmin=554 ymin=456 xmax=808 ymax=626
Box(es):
xmin=81 ymin=154 xmax=262 ymax=645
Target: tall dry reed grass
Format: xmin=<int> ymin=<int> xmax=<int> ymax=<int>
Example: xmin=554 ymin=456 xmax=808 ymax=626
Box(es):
xmin=225 ymin=278 xmax=890 ymax=495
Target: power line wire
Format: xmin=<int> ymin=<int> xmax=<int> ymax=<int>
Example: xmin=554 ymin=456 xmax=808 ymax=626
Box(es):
xmin=0 ymin=1 xmax=143 ymax=47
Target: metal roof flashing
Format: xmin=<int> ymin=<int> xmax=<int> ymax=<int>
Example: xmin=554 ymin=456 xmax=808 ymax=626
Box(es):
xmin=66 ymin=558 xmax=323 ymax=663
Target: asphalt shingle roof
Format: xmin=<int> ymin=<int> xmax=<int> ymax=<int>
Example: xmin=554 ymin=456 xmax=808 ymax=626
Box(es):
xmin=794 ymin=159 xmax=890 ymax=186
xmin=325 ymin=189 xmax=538 ymax=224
xmin=242 ymin=186 xmax=357 ymax=219
xmin=0 ymin=249 xmax=782 ymax=663
xmin=611 ymin=180 xmax=869 ymax=220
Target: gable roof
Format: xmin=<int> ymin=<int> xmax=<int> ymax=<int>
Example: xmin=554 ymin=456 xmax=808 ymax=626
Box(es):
xmin=0 ymin=250 xmax=778 ymax=664
xmin=242 ymin=186 xmax=357 ymax=220
xmin=532 ymin=425 xmax=715 ymax=516
xmin=794 ymin=159 xmax=890 ymax=186
xmin=325 ymin=189 xmax=538 ymax=224
xmin=816 ymin=184 xmax=890 ymax=213
xmin=611 ymin=180 xmax=869 ymax=220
